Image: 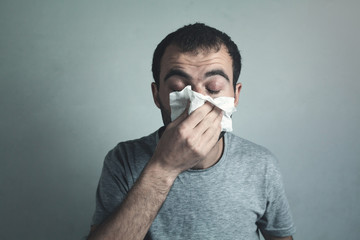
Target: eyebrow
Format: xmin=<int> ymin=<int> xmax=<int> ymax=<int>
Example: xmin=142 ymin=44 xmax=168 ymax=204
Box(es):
xmin=164 ymin=69 xmax=192 ymax=82
xmin=163 ymin=68 xmax=230 ymax=82
xmin=205 ymin=69 xmax=230 ymax=82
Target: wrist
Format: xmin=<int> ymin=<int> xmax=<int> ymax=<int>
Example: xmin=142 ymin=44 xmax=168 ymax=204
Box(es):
xmin=143 ymin=159 xmax=179 ymax=189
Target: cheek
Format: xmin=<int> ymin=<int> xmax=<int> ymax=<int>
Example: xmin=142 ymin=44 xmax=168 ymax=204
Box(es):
xmin=158 ymin=90 xmax=171 ymax=108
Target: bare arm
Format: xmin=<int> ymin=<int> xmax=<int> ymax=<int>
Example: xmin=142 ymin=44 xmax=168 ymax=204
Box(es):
xmin=87 ymin=161 xmax=176 ymax=240
xmin=88 ymin=103 xmax=222 ymax=240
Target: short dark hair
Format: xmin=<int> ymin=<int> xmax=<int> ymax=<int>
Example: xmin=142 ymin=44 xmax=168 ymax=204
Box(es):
xmin=152 ymin=23 xmax=242 ymax=90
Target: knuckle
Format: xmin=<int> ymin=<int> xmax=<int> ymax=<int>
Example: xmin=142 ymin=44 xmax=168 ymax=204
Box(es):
xmin=185 ymin=135 xmax=195 ymax=148
xmin=176 ymin=124 xmax=188 ymax=138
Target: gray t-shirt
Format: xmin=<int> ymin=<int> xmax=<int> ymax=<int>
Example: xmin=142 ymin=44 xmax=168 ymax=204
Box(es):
xmin=92 ymin=130 xmax=296 ymax=239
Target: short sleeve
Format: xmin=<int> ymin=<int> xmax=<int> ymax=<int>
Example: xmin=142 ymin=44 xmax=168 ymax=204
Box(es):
xmin=256 ymin=155 xmax=296 ymax=237
xmin=91 ymin=151 xmax=130 ymax=226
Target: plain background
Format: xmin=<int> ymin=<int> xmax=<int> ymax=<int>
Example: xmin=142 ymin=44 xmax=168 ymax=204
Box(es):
xmin=1 ymin=0 xmax=359 ymax=239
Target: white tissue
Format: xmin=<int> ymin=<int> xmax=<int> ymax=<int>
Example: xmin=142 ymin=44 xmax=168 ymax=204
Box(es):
xmin=169 ymin=85 xmax=236 ymax=132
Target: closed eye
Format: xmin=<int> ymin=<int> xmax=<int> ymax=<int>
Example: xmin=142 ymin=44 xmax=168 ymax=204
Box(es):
xmin=207 ymin=89 xmax=220 ymax=95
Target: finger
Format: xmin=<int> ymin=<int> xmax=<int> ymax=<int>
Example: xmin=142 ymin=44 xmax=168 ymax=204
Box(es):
xmin=193 ymin=107 xmax=222 ymax=135
xmin=200 ymin=110 xmax=223 ymax=148
xmin=185 ymin=102 xmax=214 ymax=128
xmin=201 ymin=124 xmax=222 ymax=153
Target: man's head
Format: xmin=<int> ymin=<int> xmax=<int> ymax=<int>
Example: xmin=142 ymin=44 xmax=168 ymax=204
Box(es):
xmin=151 ymin=23 xmax=242 ymax=126
xmin=152 ymin=23 xmax=242 ymax=90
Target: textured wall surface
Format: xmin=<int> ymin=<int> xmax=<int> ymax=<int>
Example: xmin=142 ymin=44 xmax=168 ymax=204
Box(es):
xmin=1 ymin=1 xmax=359 ymax=239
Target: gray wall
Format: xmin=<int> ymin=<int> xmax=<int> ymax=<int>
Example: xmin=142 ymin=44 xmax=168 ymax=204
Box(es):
xmin=1 ymin=0 xmax=359 ymax=239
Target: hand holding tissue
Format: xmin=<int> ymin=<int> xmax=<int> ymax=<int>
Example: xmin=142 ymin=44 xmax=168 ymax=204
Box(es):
xmin=169 ymin=86 xmax=236 ymax=132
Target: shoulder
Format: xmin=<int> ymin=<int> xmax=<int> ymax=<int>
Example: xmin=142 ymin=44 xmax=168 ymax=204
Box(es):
xmin=225 ymin=132 xmax=277 ymax=163
xmin=223 ymin=133 xmax=281 ymax=180
xmin=224 ymin=133 xmax=286 ymax=193
xmin=104 ymin=130 xmax=158 ymax=174
xmin=111 ymin=131 xmax=157 ymax=157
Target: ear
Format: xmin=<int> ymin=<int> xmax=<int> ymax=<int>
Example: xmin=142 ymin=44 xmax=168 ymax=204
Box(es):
xmin=234 ymin=83 xmax=242 ymax=107
xmin=151 ymin=82 xmax=161 ymax=109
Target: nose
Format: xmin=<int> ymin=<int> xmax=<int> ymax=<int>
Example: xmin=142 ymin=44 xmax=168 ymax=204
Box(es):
xmin=191 ymin=85 xmax=207 ymax=96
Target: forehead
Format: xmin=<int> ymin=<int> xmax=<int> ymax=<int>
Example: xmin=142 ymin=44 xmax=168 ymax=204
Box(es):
xmin=160 ymin=44 xmax=233 ymax=79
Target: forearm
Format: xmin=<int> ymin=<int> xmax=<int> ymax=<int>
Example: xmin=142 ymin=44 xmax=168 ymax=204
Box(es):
xmin=88 ymin=161 xmax=177 ymax=240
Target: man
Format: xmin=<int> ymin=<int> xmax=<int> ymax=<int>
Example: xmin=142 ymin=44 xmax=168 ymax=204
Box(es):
xmin=88 ymin=23 xmax=295 ymax=240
